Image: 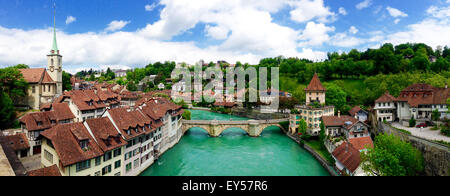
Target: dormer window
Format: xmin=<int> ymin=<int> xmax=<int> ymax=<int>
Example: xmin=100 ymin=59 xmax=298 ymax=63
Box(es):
xmin=79 ymin=140 xmax=88 ymax=149
xmin=127 ymin=129 xmax=131 ymax=135
xmin=37 ymin=121 xmax=43 ymax=126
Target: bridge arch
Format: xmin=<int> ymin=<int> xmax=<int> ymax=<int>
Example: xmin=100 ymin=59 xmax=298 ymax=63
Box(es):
xmin=220 ymin=127 xmax=248 ymax=136
xmin=259 ymin=124 xmax=285 ymax=135
xmin=184 ymin=126 xmax=210 ymax=136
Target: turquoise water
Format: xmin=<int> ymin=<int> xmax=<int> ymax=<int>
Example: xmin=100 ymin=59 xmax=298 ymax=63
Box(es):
xmin=140 ymin=110 xmax=329 ymax=176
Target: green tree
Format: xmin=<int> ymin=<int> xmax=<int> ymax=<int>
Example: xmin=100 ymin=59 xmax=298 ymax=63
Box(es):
xmin=319 ymin=120 xmax=326 ymax=150
xmin=409 ymin=116 xmax=416 ymax=127
xmin=12 ymin=64 xmax=29 ymax=69
xmin=182 ymin=110 xmax=191 ymax=120
xmin=88 ymin=74 xmax=95 ymax=81
xmin=298 ymin=118 xmax=307 ymax=135
xmin=0 ymin=67 xmax=29 ymax=99
xmin=412 ymin=53 xmax=430 ymax=71
xmin=361 ymin=133 xmax=424 ymax=176
xmin=62 ymin=71 xmax=72 ymax=91
xmin=0 ymin=92 xmax=15 ymax=130
xmin=127 ymin=81 xmax=137 ymax=91
xmin=325 ymin=83 xmax=348 ymax=114
xmin=431 ymin=109 xmax=440 ymax=123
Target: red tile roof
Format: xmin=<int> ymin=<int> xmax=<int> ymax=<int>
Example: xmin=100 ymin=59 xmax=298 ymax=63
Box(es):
xmin=20 ymin=112 xmax=55 ymax=131
xmin=305 ymin=73 xmax=326 ymax=91
xmin=40 ymin=123 xmax=103 ymax=167
xmin=375 ymin=91 xmax=396 ymax=103
xmin=348 ymin=106 xmax=364 ymax=117
xmin=41 ymin=71 xmax=55 ymax=84
xmin=322 ymin=115 xmax=359 ymax=129
xmin=20 ymin=103 xmax=75 ymax=131
xmin=349 ymin=137 xmax=374 ymax=151
xmin=52 ymin=103 xmax=76 ymax=121
xmin=332 ymin=142 xmax=361 ymax=173
xmin=19 ymin=68 xmax=46 ymax=83
xmin=3 ymin=133 xmax=30 ymax=151
xmin=107 ymin=108 xmax=149 ymax=140
xmin=65 ymin=90 xmax=106 ymax=111
xmin=396 ymin=84 xmax=449 ymax=107
xmin=85 ymin=117 xmax=126 ymax=152
xmin=27 ymin=165 xmax=61 ymax=176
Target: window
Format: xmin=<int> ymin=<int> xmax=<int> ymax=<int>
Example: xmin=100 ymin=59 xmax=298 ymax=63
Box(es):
xmin=44 ymin=149 xmax=53 ymax=164
xmin=76 ymin=160 xmax=91 ymax=172
xmin=102 ymin=165 xmax=112 ymax=175
xmin=95 ymin=171 xmax=100 ymax=176
xmin=126 ymin=163 xmax=132 ymax=172
xmin=32 ymin=86 xmax=35 ymax=93
xmin=134 ymin=159 xmax=139 ymax=168
xmin=104 ymin=151 xmax=112 ymax=162
xmin=114 ymin=172 xmax=121 ymax=176
xmin=113 ymin=148 xmax=121 ymax=157
xmin=79 ymin=140 xmax=88 ymax=149
xmin=114 ymin=160 xmax=121 ymax=169
xmin=95 ymin=157 xmax=101 ymax=166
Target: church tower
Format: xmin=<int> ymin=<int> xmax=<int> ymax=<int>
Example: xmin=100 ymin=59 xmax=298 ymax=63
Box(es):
xmin=47 ymin=4 xmax=63 ymax=95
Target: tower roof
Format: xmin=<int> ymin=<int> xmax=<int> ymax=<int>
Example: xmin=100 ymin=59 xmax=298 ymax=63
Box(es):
xmin=305 ymin=73 xmax=326 ymax=91
xmin=49 ymin=3 xmax=59 ymax=55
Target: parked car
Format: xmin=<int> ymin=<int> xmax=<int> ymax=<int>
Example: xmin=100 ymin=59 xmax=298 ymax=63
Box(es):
xmin=416 ymin=123 xmax=427 ymax=128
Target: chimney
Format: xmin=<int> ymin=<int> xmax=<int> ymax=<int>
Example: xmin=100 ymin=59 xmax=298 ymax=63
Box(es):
xmin=338 ymin=110 xmax=341 ymax=118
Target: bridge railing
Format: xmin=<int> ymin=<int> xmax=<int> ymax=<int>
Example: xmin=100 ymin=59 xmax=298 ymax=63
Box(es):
xmin=182 ymin=119 xmax=288 ymax=125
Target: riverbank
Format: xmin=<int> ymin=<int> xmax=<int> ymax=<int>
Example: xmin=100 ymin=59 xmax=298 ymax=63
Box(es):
xmin=286 ymin=133 xmax=339 ymax=176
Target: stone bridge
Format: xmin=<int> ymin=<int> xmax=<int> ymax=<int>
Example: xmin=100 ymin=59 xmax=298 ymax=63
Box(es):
xmin=182 ymin=119 xmax=288 ymax=137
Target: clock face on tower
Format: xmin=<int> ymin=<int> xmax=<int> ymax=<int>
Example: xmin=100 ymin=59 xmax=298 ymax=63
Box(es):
xmin=50 ymin=66 xmax=54 ymax=72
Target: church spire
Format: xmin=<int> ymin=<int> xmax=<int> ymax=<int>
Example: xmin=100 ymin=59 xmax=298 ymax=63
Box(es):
xmin=50 ymin=2 xmax=59 ymax=55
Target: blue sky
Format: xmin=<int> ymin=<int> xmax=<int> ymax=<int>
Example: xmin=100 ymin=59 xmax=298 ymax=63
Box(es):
xmin=0 ymin=0 xmax=449 ymax=73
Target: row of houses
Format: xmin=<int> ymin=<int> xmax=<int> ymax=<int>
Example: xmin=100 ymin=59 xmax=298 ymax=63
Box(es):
xmin=374 ymin=83 xmax=449 ymax=124
xmin=38 ymin=97 xmax=183 ymax=176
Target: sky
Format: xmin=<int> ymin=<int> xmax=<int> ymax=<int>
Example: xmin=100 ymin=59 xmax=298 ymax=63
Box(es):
xmin=0 ymin=0 xmax=450 ymax=74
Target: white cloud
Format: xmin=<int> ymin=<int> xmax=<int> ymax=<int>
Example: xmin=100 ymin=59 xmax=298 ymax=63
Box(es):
xmin=330 ymin=33 xmax=364 ymax=47
xmin=338 ymin=7 xmax=347 ymax=16
xmin=105 ymin=20 xmax=130 ymax=32
xmin=65 ymin=16 xmax=76 ymax=25
xmin=426 ymin=6 xmax=450 ymax=19
xmin=205 ymin=25 xmax=229 ymax=40
xmin=298 ymin=22 xmax=335 ymax=46
xmin=145 ymin=3 xmax=158 ymax=11
xmin=349 ymin=26 xmax=358 ymax=34
xmin=288 ymin=0 xmax=336 ymax=23
xmin=373 ymin=5 xmax=382 ymax=14
xmin=386 ymin=6 xmax=408 ymax=18
xmin=0 ymin=0 xmax=338 ymax=72
xmin=384 ymin=5 xmax=450 ymax=49
xmin=394 ymin=19 xmax=401 ymax=24
xmin=356 ymin=0 xmax=372 ymax=10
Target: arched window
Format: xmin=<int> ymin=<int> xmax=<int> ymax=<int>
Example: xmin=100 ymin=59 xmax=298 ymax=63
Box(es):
xmin=51 ymin=59 xmax=54 ymax=66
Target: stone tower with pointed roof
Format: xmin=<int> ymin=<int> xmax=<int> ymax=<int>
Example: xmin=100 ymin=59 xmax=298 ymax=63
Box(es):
xmin=305 ymin=73 xmax=326 ymax=105
xmin=47 ymin=6 xmax=63 ymax=95
xmin=289 ymin=73 xmax=335 ymax=136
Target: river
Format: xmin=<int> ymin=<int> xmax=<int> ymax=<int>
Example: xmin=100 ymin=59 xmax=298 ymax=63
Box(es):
xmin=140 ymin=110 xmax=330 ymax=176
